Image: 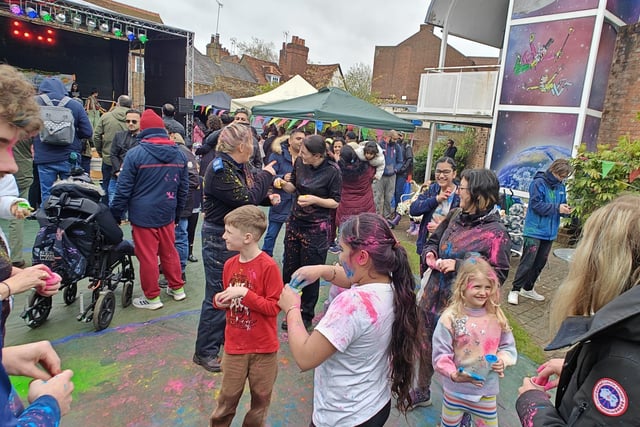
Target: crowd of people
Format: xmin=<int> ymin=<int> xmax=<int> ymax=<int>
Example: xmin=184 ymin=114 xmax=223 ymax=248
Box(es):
xmin=0 ymin=63 xmax=638 ymax=426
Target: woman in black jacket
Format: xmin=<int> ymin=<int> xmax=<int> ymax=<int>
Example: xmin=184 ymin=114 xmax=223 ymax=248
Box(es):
xmin=516 ymin=194 xmax=640 ymax=426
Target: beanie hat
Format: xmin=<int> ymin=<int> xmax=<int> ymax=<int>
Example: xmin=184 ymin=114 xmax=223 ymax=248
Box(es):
xmin=140 ymin=109 xmax=165 ymax=131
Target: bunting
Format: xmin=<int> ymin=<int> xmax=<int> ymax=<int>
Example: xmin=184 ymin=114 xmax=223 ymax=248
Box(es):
xmin=601 ymin=160 xmax=615 ymax=178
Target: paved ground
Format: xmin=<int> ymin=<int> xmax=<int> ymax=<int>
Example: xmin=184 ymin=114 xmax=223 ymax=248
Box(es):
xmin=1 ymin=214 xmax=573 ymax=426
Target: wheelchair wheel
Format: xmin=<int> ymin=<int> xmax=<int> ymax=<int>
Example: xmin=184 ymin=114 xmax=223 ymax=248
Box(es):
xmin=93 ymin=290 xmax=115 ymax=331
xmin=63 ymin=282 xmax=77 ymax=305
xmin=122 ymin=281 xmax=133 ymax=308
xmin=23 ymin=293 xmax=52 ymax=328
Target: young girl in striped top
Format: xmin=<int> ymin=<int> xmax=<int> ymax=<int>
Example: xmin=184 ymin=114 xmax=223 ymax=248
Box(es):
xmin=432 ymin=256 xmax=517 ymax=427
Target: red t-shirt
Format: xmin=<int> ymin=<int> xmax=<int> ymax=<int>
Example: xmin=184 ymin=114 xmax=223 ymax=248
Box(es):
xmin=218 ymin=251 xmax=283 ymax=354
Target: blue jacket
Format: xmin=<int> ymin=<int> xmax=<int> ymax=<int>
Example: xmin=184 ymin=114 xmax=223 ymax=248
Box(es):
xmin=410 ymin=182 xmax=460 ymax=255
xmin=379 ymin=140 xmax=403 ymax=176
xmin=523 ymin=170 xmax=567 ymax=240
xmin=111 ymin=128 xmax=188 ymax=228
xmin=33 ymin=78 xmax=93 ymax=165
xmin=266 ymin=138 xmax=294 ymax=223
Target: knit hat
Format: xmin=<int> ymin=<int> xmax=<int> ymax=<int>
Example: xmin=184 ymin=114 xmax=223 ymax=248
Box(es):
xmin=140 ymin=109 xmax=165 ymax=131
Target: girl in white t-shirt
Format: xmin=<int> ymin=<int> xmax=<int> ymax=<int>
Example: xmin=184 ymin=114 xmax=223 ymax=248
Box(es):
xmin=278 ymin=212 xmax=420 ymax=427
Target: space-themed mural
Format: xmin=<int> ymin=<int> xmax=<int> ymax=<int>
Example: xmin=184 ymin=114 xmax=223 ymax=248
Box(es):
xmin=490 ymin=0 xmax=638 ymax=191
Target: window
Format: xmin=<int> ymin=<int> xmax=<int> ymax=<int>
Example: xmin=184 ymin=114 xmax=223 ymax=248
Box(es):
xmin=265 ymin=74 xmax=280 ymax=84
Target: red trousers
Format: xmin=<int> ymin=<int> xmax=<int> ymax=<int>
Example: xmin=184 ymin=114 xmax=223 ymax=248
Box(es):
xmin=131 ymin=223 xmax=184 ymax=299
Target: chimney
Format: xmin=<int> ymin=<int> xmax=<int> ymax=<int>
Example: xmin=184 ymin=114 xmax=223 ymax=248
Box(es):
xmin=206 ymin=34 xmax=222 ymax=63
xmin=279 ymin=35 xmax=309 ymax=77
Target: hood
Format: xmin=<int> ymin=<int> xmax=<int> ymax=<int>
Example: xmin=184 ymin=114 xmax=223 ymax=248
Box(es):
xmin=111 ymin=106 xmax=130 ymax=121
xmin=546 ymin=285 xmax=640 ymax=350
xmin=139 ymin=140 xmax=182 ymax=164
xmin=271 ymin=135 xmax=289 ymax=156
xmin=538 ymin=170 xmax=561 ymax=188
xmin=38 ymin=77 xmax=67 ymax=100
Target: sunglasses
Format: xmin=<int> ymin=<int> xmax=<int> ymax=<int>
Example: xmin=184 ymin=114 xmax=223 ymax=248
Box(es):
xmin=126 ymin=120 xmax=138 ymax=124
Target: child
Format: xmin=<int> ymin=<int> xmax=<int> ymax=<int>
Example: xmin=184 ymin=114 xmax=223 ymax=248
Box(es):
xmin=210 ymin=205 xmax=283 ymax=427
xmin=356 ymin=140 xmax=385 ymax=180
xmin=432 ymin=256 xmax=517 ymax=427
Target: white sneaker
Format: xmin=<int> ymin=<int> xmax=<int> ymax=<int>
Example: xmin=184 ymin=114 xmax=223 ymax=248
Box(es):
xmin=166 ymin=287 xmax=186 ymax=301
xmin=132 ymin=297 xmax=163 ymax=310
xmin=507 ymin=291 xmax=519 ymax=305
xmin=520 ymin=289 xmax=545 ymax=301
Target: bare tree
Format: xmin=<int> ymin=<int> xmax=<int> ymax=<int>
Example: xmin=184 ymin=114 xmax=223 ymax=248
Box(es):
xmin=344 ymin=62 xmax=379 ymax=104
xmin=237 ymin=37 xmax=277 ymax=62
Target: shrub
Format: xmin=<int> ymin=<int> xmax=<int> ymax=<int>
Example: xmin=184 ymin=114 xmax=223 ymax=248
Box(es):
xmin=568 ymin=135 xmax=640 ymax=225
xmin=413 ymin=128 xmax=475 ymax=184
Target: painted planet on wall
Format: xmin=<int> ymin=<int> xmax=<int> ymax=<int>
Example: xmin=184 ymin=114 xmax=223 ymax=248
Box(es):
xmin=498 ymin=145 xmax=571 ymax=191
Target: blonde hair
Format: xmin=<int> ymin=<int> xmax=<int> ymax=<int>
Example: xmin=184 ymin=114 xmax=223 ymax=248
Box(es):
xmin=444 ymin=256 xmax=510 ymax=332
xmin=224 ymin=205 xmax=267 ymax=240
xmin=0 ymin=64 xmax=43 ymax=135
xmin=216 ymin=122 xmax=252 ymax=154
xmin=550 ymin=194 xmax=640 ymax=332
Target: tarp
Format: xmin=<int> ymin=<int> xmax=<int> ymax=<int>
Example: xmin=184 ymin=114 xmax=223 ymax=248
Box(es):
xmin=252 ymin=87 xmax=416 ymax=132
xmin=231 ymin=75 xmax=317 ymax=112
xmin=193 ymin=91 xmax=231 ymax=110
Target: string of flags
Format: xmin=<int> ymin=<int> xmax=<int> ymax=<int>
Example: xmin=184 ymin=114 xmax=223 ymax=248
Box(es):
xmin=600 ymin=159 xmax=640 ymax=184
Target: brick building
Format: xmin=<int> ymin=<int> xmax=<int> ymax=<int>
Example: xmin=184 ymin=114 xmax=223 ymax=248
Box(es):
xmin=598 ymin=21 xmax=640 ymax=146
xmin=373 ymin=24 xmax=494 ymax=105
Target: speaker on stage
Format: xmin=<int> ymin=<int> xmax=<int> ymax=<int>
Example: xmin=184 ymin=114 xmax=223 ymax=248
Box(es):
xmin=176 ymin=97 xmax=194 ymax=114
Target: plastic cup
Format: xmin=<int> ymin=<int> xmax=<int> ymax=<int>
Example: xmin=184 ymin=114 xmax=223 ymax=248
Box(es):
xmin=485 ymin=354 xmax=498 ymax=364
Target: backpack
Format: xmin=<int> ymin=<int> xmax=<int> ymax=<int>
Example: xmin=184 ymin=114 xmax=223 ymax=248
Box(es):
xmin=38 ymin=94 xmax=76 ymax=146
xmin=32 ymin=221 xmax=92 ymax=283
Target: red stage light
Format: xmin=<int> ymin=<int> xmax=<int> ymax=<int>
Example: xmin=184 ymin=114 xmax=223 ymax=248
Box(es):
xmin=23 ymin=32 xmax=31 ymax=38
xmin=47 ymin=29 xmax=53 ymax=35
xmin=13 ymin=20 xmax=20 ymax=26
xmin=37 ymin=35 xmax=43 ymax=41
xmin=46 ymin=37 xmax=53 ymax=43
xmin=13 ymin=30 xmax=19 ymax=35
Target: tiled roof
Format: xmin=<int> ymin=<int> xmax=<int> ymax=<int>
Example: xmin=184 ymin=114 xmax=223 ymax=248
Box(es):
xmin=193 ymin=50 xmax=257 ymax=85
xmin=78 ymin=0 xmax=163 ymax=23
xmin=302 ymin=64 xmax=342 ymax=89
xmin=239 ymin=56 xmax=282 ymax=85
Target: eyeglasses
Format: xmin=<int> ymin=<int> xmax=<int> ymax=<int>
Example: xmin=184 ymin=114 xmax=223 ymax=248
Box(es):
xmin=435 ymin=169 xmax=453 ymax=175
xmin=126 ymin=120 xmax=138 ymax=124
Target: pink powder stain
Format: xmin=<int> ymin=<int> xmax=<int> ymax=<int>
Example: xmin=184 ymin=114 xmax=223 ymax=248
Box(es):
xmin=466 ymin=280 xmax=476 ymax=290
xmin=483 ymin=336 xmax=500 ymax=355
xmin=358 ymin=291 xmax=379 ymax=323
xmin=163 ymin=379 xmax=185 ymax=394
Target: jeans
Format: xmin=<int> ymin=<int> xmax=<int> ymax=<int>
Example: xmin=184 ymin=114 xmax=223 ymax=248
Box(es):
xmin=108 ymin=177 xmax=127 ymax=220
xmin=175 ymin=217 xmax=189 ymax=273
xmin=38 ymin=159 xmax=75 ymax=203
xmin=195 ymin=221 xmax=236 ymax=358
xmin=101 ymin=162 xmax=112 ymax=205
xmin=261 ymin=220 xmax=284 ymax=256
xmin=210 ymin=352 xmax=278 ymax=427
xmin=394 ymin=174 xmax=409 ymax=211
xmin=511 ymin=237 xmax=553 ymax=292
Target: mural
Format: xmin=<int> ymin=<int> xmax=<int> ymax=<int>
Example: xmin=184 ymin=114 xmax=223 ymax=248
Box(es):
xmin=491 ymin=111 xmax=575 ymax=191
xmin=512 ymin=0 xmax=598 ymax=19
xmin=501 ymin=17 xmax=594 ymax=108
xmin=606 ymin=0 xmax=640 ymax=24
xmin=588 ymin=22 xmax=617 ymax=111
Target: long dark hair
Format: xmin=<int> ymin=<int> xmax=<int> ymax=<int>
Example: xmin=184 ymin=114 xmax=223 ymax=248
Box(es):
xmin=338 ymin=144 xmax=369 ymax=178
xmin=340 ymin=213 xmax=419 ymax=413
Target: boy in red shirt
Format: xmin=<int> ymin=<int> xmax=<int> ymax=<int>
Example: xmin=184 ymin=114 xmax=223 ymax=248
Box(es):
xmin=210 ymin=205 xmax=283 ymax=427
